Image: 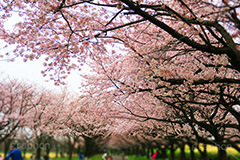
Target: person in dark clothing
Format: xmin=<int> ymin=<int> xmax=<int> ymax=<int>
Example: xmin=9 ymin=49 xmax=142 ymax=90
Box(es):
xmin=4 ymin=144 xmax=23 ymax=160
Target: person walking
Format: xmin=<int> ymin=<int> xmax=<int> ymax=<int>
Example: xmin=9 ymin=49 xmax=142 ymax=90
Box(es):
xmin=102 ymin=153 xmax=108 ymax=160
xmin=121 ymin=153 xmax=125 ymax=160
xmin=107 ymin=155 xmax=113 ymax=160
xmin=4 ymin=144 xmax=23 ymax=160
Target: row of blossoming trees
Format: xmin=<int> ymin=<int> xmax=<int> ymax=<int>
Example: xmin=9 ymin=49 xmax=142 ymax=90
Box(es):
xmin=0 ymin=77 xmax=111 ymax=158
xmin=0 ymin=0 xmax=240 ymax=160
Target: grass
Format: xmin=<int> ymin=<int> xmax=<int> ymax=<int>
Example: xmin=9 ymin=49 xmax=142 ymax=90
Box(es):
xmin=88 ymin=155 xmax=102 ymax=160
xmin=51 ymin=157 xmax=79 ymax=160
xmin=51 ymin=155 xmax=101 ymax=160
xmin=1 ymin=145 xmax=240 ymax=160
xmin=128 ymin=145 xmax=240 ymax=160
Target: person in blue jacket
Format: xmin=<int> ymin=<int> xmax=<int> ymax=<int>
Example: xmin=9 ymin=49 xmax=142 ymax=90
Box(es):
xmin=4 ymin=144 xmax=23 ymax=160
xmin=78 ymin=153 xmax=83 ymax=160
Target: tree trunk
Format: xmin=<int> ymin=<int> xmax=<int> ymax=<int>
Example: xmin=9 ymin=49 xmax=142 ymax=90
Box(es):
xmin=160 ymin=147 xmax=167 ymax=158
xmin=146 ymin=148 xmax=150 ymax=159
xmin=140 ymin=145 xmax=146 ymax=156
xmin=55 ymin=141 xmax=59 ymax=158
xmin=36 ymin=146 xmax=42 ymax=160
xmin=36 ymin=137 xmax=42 ymax=160
xmin=23 ymin=149 xmax=27 ymax=158
xmin=83 ymin=136 xmax=98 ymax=157
xmin=197 ymin=143 xmax=207 ymax=160
xmin=187 ymin=143 xmax=195 ymax=160
xmin=179 ymin=144 xmax=186 ymax=160
xmin=77 ymin=144 xmax=81 ymax=156
xmin=46 ymin=142 xmax=51 ymax=157
xmin=218 ymin=146 xmax=227 ymax=160
xmin=132 ymin=146 xmax=139 ymax=155
xmin=203 ymin=144 xmax=207 ymax=158
xmin=67 ymin=136 xmax=73 ymax=160
xmin=170 ymin=144 xmax=175 ymax=160
xmin=150 ymin=148 xmax=154 ymax=157
xmin=4 ymin=139 xmax=12 ymax=157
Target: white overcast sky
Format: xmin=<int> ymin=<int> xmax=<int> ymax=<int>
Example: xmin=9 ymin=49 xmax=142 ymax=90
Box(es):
xmin=0 ymin=57 xmax=83 ymax=92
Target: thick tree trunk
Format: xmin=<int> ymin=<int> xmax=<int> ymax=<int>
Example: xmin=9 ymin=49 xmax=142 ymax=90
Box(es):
xmin=179 ymin=144 xmax=186 ymax=160
xmin=4 ymin=139 xmax=12 ymax=157
xmin=187 ymin=143 xmax=195 ymax=160
xmin=36 ymin=137 xmax=42 ymax=160
xmin=36 ymin=146 xmax=42 ymax=160
xmin=160 ymin=147 xmax=167 ymax=158
xmin=84 ymin=136 xmax=98 ymax=157
xmin=218 ymin=146 xmax=227 ymax=160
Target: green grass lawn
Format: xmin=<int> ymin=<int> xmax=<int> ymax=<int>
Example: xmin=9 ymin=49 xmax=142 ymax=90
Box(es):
xmin=128 ymin=146 xmax=240 ymax=160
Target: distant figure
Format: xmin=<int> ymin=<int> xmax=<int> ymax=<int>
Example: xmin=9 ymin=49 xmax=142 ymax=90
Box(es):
xmin=151 ymin=152 xmax=158 ymax=159
xmin=78 ymin=154 xmax=84 ymax=160
xmin=102 ymin=153 xmax=108 ymax=160
xmin=108 ymin=155 xmax=113 ymax=160
xmin=121 ymin=153 xmax=125 ymax=160
xmin=4 ymin=144 xmax=23 ymax=160
xmin=122 ymin=154 xmax=125 ymax=160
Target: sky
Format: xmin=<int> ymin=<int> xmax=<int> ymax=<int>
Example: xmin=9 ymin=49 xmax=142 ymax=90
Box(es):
xmin=0 ymin=57 xmax=83 ymax=92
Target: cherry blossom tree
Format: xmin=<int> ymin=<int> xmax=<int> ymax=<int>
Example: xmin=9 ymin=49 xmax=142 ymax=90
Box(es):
xmin=0 ymin=77 xmax=43 ymax=143
xmin=60 ymin=95 xmax=113 ymax=157
xmin=78 ymin=27 xmax=239 ymax=160
xmin=23 ymin=87 xmax=71 ymax=159
xmin=82 ymin=40 xmax=240 ymax=160
xmin=0 ymin=0 xmax=239 ymax=82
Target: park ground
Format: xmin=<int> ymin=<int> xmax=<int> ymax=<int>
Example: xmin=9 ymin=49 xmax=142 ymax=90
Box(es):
xmin=1 ymin=145 xmax=240 ymax=160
